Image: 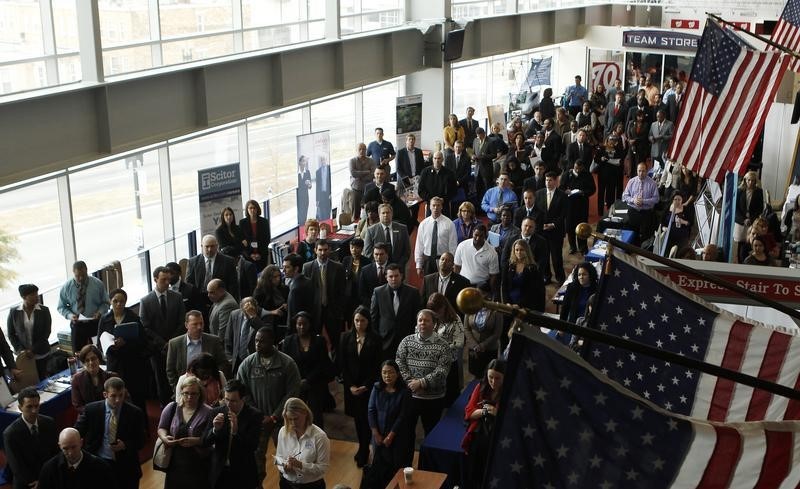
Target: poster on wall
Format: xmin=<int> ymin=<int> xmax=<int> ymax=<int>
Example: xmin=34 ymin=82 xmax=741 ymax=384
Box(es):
xmin=487 ymin=104 xmax=506 ymax=138
xmin=197 ymin=163 xmax=242 ymax=236
xmin=396 ymin=94 xmax=422 ymax=149
xmin=296 ymin=131 xmax=331 ymax=225
xmin=591 ymin=61 xmax=623 ymax=91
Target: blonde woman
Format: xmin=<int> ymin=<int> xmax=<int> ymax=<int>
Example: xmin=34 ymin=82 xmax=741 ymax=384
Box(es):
xmin=734 ymin=171 xmax=764 ymax=245
xmin=275 ymin=397 xmax=330 ymax=489
xmin=157 ymin=375 xmax=212 ymax=489
xmin=443 ymin=113 xmax=465 ymax=151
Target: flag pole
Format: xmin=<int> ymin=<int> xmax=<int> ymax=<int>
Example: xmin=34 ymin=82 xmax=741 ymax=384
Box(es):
xmin=456 ymin=287 xmax=800 ymax=401
xmin=576 ymin=223 xmax=800 ymax=322
xmin=706 ymin=13 xmax=800 ymax=60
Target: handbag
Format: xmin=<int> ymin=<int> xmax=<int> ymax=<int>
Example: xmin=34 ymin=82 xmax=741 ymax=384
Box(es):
xmin=153 ymin=403 xmax=177 ymax=472
xmin=589 ymin=160 xmax=600 ymax=174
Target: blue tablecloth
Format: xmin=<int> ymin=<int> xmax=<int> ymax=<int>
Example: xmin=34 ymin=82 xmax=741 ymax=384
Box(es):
xmin=0 ymin=369 xmax=73 ymax=448
xmin=418 ymin=379 xmax=479 ymax=489
xmin=586 ymin=229 xmax=635 ymax=262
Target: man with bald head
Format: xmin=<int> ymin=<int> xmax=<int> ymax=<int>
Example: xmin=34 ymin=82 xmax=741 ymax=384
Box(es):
xmin=38 ymin=427 xmax=116 ymax=488
xmin=418 ymin=150 xmax=458 ymax=218
xmin=186 ymin=234 xmax=239 ymax=301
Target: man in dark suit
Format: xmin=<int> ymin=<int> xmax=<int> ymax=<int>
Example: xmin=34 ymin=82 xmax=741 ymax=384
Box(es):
xmin=362 ymin=165 xmax=393 ymax=207
xmin=522 ymin=161 xmax=547 ymax=195
xmin=565 ymin=130 xmax=594 ymax=170
xmin=535 ymin=172 xmax=568 ymax=283
xmin=141 ymin=265 xmax=187 ymax=405
xmin=166 ymin=261 xmax=204 ymax=312
xmin=204 ymin=379 xmax=262 ymax=489
xmin=283 ymin=253 xmax=314 ymax=336
xmin=225 ymin=297 xmax=268 ymax=373
xmin=370 ymin=264 xmax=421 ymax=360
xmin=185 ymin=234 xmax=239 ymax=300
xmin=37 ymin=428 xmax=116 ymax=489
xmin=74 ymin=377 xmax=144 ymax=489
xmin=418 ymin=151 xmax=459 ymax=218
xmin=315 ymin=157 xmax=332 ymax=220
xmin=395 ymin=133 xmax=426 ymax=187
xmin=363 ymin=204 xmax=411 ymax=271
xmin=501 ymin=216 xmax=549 ymax=273
xmin=445 ymin=140 xmax=472 ymax=190
xmin=626 ymin=94 xmax=652 ymax=127
xmin=234 ymin=254 xmax=258 ymax=301
xmin=166 ymin=310 xmax=230 ymax=393
xmin=459 ymin=106 xmax=480 ymax=148
xmin=541 ymin=119 xmax=563 ymax=172
xmin=358 ymin=242 xmax=389 ymax=308
xmin=605 ymin=90 xmax=627 ymax=136
xmin=302 ymin=239 xmax=346 ymax=351
xmin=666 ymin=82 xmax=684 ymax=122
xmin=2 ymin=388 xmax=58 ymax=489
xmin=420 ymin=253 xmax=470 ymax=315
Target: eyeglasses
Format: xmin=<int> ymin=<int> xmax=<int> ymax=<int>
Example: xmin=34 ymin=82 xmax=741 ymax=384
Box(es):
xmin=181 ymin=391 xmax=199 ymax=398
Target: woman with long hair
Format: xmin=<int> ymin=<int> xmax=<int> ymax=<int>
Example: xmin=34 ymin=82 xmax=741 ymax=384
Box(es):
xmin=501 ymin=239 xmax=545 ymax=312
xmin=735 ymin=170 xmax=764 ymax=254
xmin=338 ymin=306 xmax=382 ymax=467
xmin=596 ymin=122 xmax=626 ymax=216
xmin=240 ymin=199 xmax=271 ymax=271
xmin=744 ymin=235 xmax=773 ymax=266
xmin=426 ymin=293 xmax=465 ymax=405
xmin=662 ymin=191 xmax=693 ymax=256
xmin=555 ymin=262 xmax=598 ymax=346
xmin=366 ymin=360 xmax=413 ymax=488
xmin=175 ymin=352 xmax=227 ymax=408
xmin=252 ymin=264 xmax=289 ymax=328
xmin=461 ymin=359 xmax=506 ymax=489
xmin=214 ymin=207 xmax=244 ymax=258
xmin=453 ymin=201 xmax=479 ymax=243
xmin=275 ymin=397 xmax=330 ymax=489
xmin=443 ymin=113 xmax=465 ymax=151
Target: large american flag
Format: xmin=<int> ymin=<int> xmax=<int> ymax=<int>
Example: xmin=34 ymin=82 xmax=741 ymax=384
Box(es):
xmin=585 ymin=250 xmax=800 ymax=423
xmin=485 ymin=332 xmax=800 ymax=488
xmin=772 ymin=0 xmax=800 ymax=71
xmin=667 ymin=20 xmax=790 ymax=182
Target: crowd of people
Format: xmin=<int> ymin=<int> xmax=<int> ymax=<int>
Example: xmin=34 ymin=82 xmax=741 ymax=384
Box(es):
xmin=1 ymin=72 xmax=791 ymax=489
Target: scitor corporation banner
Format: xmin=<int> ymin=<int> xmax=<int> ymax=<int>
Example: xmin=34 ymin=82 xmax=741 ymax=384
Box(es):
xmin=197 ymin=163 xmax=242 ymax=236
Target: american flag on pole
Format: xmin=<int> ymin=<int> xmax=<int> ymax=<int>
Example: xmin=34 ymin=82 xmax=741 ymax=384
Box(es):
xmin=771 ymin=0 xmax=800 ymax=71
xmin=666 ymin=20 xmax=790 ymax=182
xmin=485 ymin=331 xmax=800 ymax=489
xmin=585 ymin=250 xmax=800 ymax=423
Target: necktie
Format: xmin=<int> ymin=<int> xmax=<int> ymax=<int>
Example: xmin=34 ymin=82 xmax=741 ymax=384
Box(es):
xmin=392 ymin=289 xmax=400 ymax=314
xmin=384 ymin=226 xmax=392 ymax=256
xmin=77 ymin=282 xmax=86 ymax=314
xmin=30 ymin=424 xmax=38 ymax=437
xmin=357 ymin=337 xmax=363 ymax=355
xmin=547 ymin=191 xmax=553 ymax=210
xmin=579 ymin=143 xmax=583 ymax=153
xmin=205 ymin=258 xmax=213 ymax=287
xmin=320 ymin=264 xmax=327 ymax=306
xmin=430 ymin=219 xmax=438 ymax=256
xmin=439 ymin=277 xmax=447 ymax=295
xmin=159 ymin=294 xmax=167 ymax=319
xmin=378 ymin=265 xmax=384 ymax=283
xmin=240 ymin=319 xmax=250 ymax=359
xmin=109 ymin=410 xmax=118 ymax=442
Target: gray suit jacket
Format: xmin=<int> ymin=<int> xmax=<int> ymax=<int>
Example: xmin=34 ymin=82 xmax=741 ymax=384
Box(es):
xmin=209 ymin=291 xmax=238 ymax=340
xmin=649 ymin=119 xmax=674 ymax=158
xmin=363 ymin=221 xmax=410 ymax=270
xmin=139 ymin=289 xmax=186 ymax=352
xmin=166 ymin=333 xmax=229 ymax=391
xmin=225 ymin=308 xmax=267 ymax=364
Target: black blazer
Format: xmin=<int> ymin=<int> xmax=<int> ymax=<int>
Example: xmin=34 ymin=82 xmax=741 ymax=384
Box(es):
xmin=75 ymin=400 xmax=145 ymax=480
xmin=287 ymin=274 xmax=315 ymax=330
xmin=342 ymin=255 xmax=372 ymax=300
xmin=534 ymin=188 xmax=568 ymax=238
xmin=215 ymin=223 xmax=244 ymax=258
xmin=358 ymin=262 xmax=387 ymax=308
xmin=7 ymin=305 xmax=51 ymax=357
xmin=338 ymin=329 xmax=382 ymax=417
xmin=445 ymin=151 xmax=472 ymax=184
xmin=420 ymin=272 xmax=471 ymax=315
xmin=239 ymin=216 xmax=271 ymax=265
xmin=3 ymin=415 xmax=58 ymax=489
xmin=203 ymin=403 xmax=262 ymax=489
xmin=237 ymin=256 xmax=259 ymax=299
xmin=96 ymin=309 xmax=147 ymax=377
xmin=363 ymin=181 xmax=393 ymax=206
xmin=396 ymin=147 xmax=426 ymax=181
xmin=500 ymin=229 xmax=549 ymax=274
xmin=185 ymin=252 xmax=239 ymax=300
xmin=139 ymin=289 xmax=186 ymax=353
xmin=513 ymin=205 xmax=541 ymax=228
xmin=501 ymin=264 xmax=546 ymax=312
xmin=735 ymin=187 xmax=764 ymax=225
xmin=176 ymin=280 xmax=205 ymax=315
xmin=38 ymin=450 xmax=116 ymax=489
xmin=565 ymin=142 xmax=594 ymax=167
xmin=559 ymin=281 xmax=598 ymax=323
xmin=302 ymin=259 xmax=346 ymax=327
xmin=281 ymin=334 xmax=333 ymax=385
xmin=370 ymin=284 xmax=421 ymax=351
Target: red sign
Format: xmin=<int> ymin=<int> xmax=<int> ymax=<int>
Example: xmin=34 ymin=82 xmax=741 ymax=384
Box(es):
xmin=670 ymin=19 xmax=700 ymax=30
xmin=728 ymin=21 xmax=751 ymax=31
xmin=591 ymin=62 xmax=622 ymax=91
xmin=654 ymin=269 xmax=800 ymax=308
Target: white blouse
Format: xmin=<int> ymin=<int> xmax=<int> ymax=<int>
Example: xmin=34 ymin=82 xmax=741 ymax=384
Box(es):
xmin=275 ymin=423 xmax=330 ymax=483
